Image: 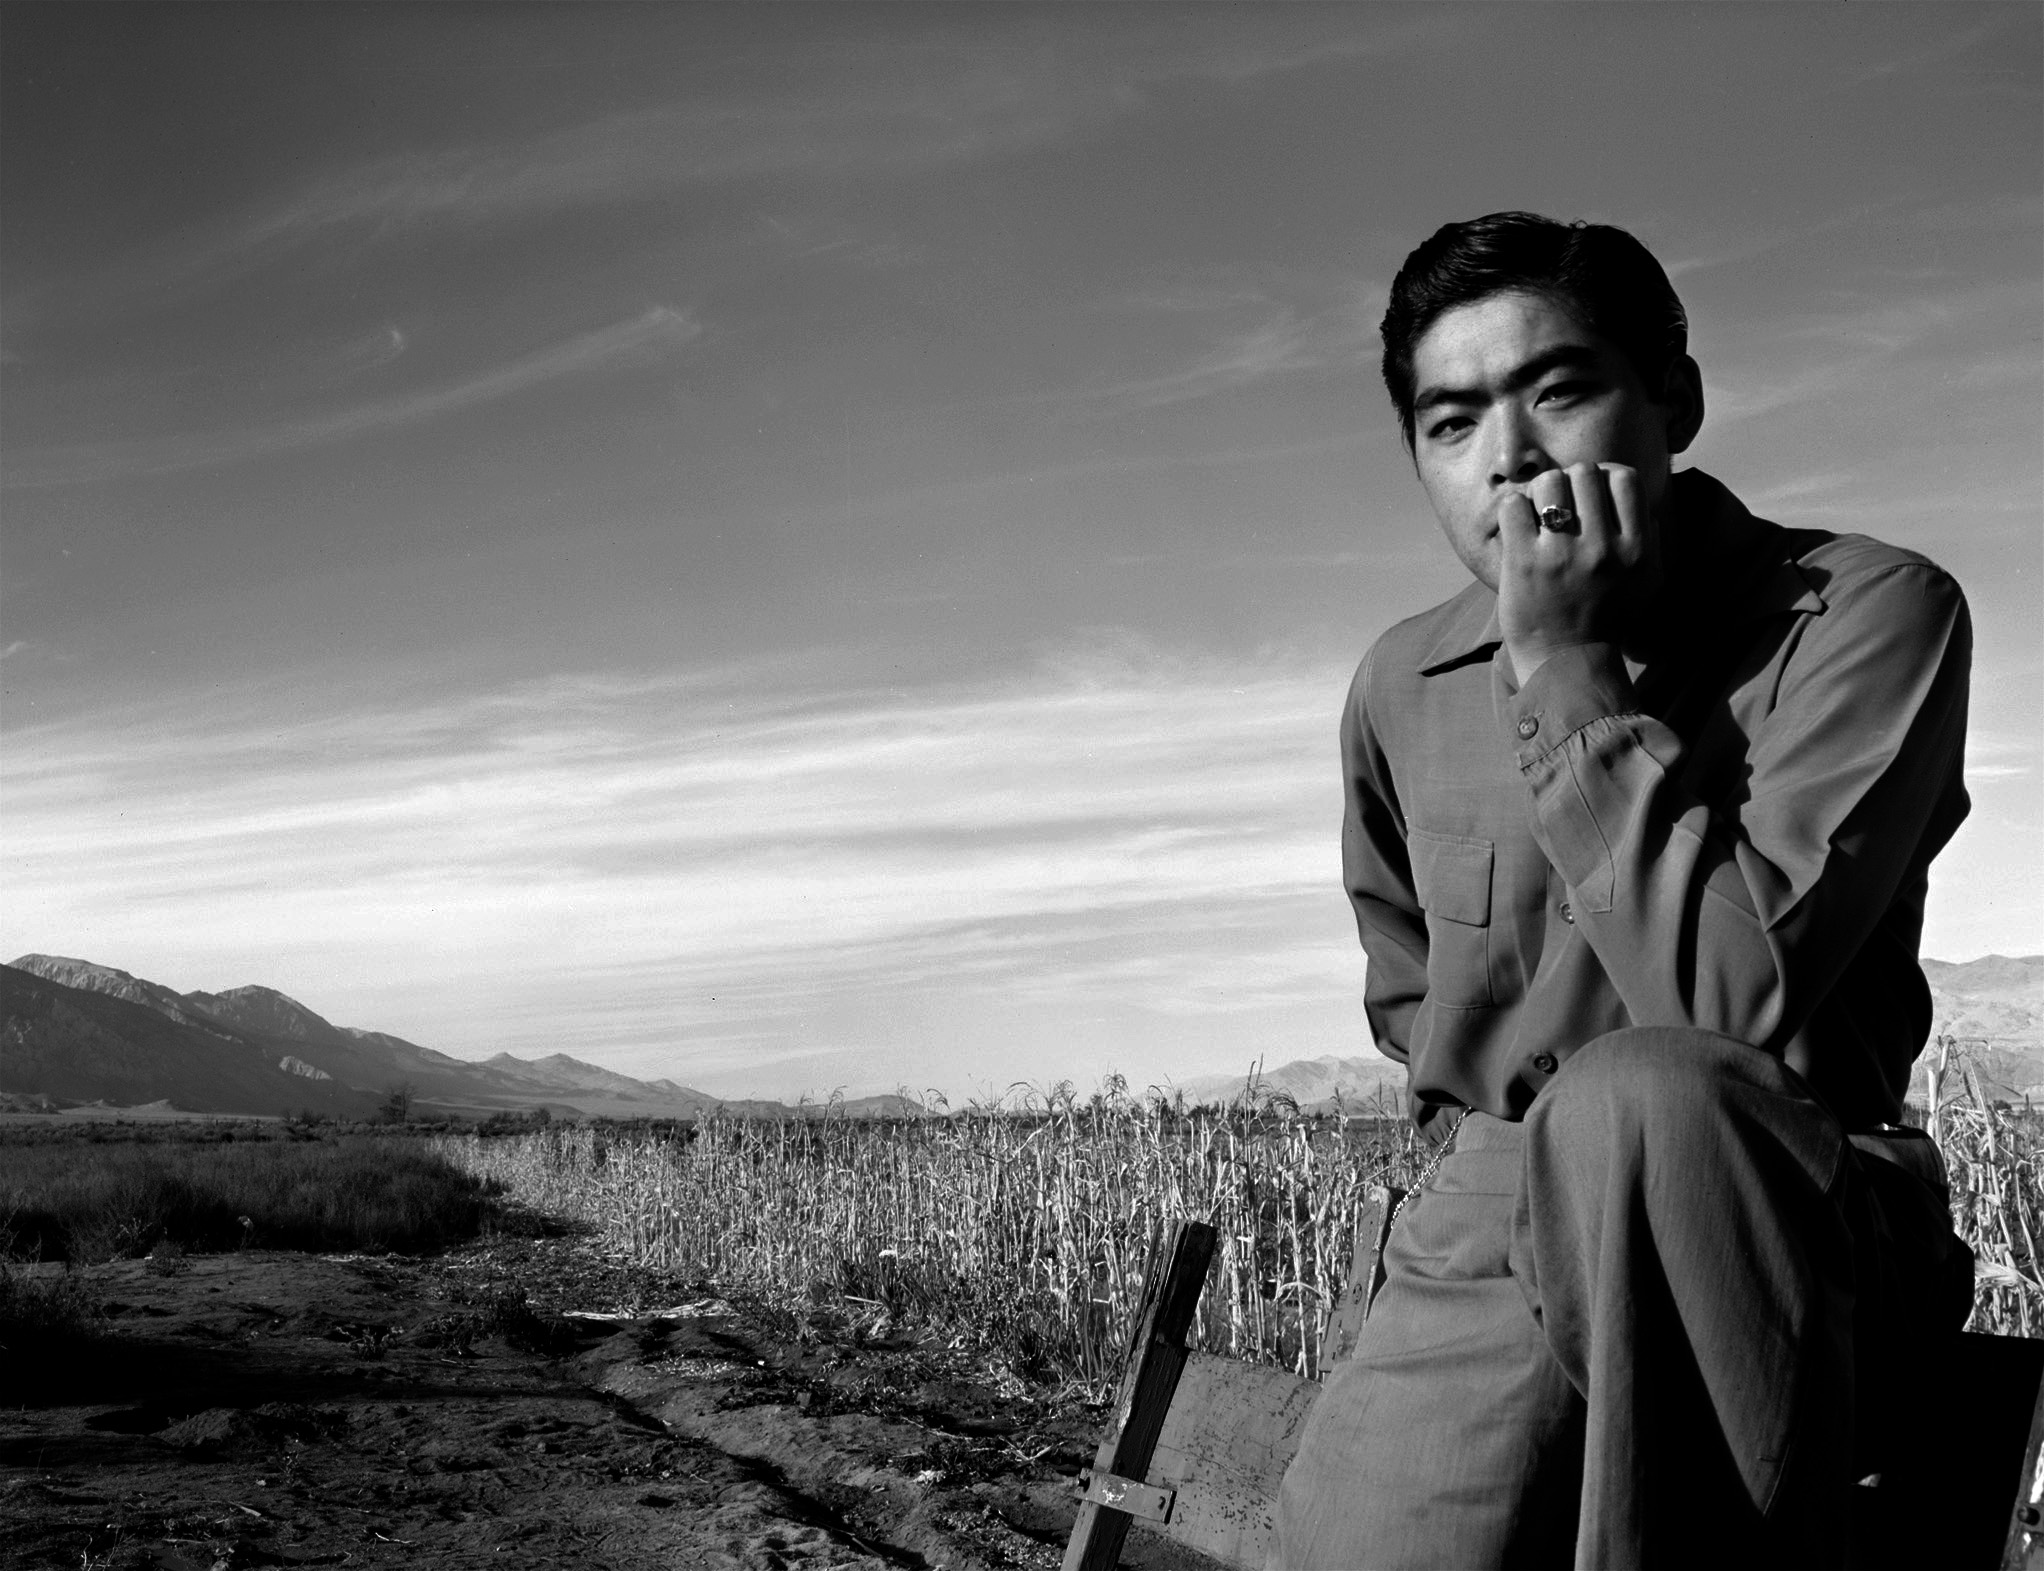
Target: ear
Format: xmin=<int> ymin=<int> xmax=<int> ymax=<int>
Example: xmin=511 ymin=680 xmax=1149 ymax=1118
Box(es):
xmin=1660 ymin=355 xmax=1705 ymax=455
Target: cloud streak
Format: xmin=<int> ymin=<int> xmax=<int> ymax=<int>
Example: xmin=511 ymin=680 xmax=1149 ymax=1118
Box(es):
xmin=27 ymin=12 xmax=1465 ymax=318
xmin=1 ymin=646 xmax=1363 ymax=1088
xmin=1704 ymin=276 xmax=2038 ymax=427
xmin=5 ymin=308 xmax=699 ymax=488
xmin=1069 ymin=285 xmax=1378 ymax=414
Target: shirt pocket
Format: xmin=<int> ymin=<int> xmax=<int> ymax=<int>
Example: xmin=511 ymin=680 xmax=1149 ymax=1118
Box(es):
xmin=1407 ymin=829 xmax=1495 ymax=1009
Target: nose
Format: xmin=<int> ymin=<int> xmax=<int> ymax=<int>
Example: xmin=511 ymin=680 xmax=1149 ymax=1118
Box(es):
xmin=1487 ymin=407 xmax=1551 ymax=489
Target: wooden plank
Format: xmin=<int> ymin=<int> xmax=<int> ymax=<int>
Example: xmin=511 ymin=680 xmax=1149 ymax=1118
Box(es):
xmin=1142 ymin=1351 xmax=1319 ymax=1568
xmin=1999 ymin=1333 xmax=2044 ymax=1571
xmin=1062 ymin=1218 xmax=1217 ymax=1571
xmin=1322 ymin=1184 xmax=1403 ymax=1368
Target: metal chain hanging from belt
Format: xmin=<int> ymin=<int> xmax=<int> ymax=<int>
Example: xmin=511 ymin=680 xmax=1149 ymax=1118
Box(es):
xmin=1383 ymin=1108 xmax=1468 ymax=1240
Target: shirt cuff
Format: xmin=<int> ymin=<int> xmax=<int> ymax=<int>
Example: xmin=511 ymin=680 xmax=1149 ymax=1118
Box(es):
xmin=1495 ymin=642 xmax=1638 ymax=766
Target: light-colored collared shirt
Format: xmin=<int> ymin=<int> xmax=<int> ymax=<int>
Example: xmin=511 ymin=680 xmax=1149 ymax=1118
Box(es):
xmin=1343 ymin=469 xmax=1971 ymax=1130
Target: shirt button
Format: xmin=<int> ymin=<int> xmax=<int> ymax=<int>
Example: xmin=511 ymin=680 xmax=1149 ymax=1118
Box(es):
xmin=1533 ymin=1052 xmax=1559 ymax=1075
xmin=1559 ymin=902 xmax=1574 ymax=924
xmin=1516 ymin=716 xmax=1540 ymax=739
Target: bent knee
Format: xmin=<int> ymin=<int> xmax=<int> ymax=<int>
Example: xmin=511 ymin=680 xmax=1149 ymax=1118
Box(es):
xmin=1534 ymin=1026 xmax=1775 ymax=1137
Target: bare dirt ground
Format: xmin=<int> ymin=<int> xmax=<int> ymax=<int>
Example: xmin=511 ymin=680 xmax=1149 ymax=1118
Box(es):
xmin=1 ymin=1236 xmax=1223 ymax=1570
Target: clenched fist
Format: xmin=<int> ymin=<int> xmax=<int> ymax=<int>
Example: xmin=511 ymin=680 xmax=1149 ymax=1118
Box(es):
xmin=1496 ymin=462 xmax=1663 ymax=684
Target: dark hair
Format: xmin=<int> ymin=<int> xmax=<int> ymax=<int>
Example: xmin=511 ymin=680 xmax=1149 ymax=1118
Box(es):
xmin=1380 ymin=212 xmax=1688 ymax=449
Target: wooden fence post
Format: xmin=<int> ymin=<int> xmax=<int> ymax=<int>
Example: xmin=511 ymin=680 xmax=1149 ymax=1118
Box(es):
xmin=1062 ymin=1218 xmax=1218 ymax=1571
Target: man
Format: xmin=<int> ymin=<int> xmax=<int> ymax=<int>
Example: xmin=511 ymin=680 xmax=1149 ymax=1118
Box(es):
xmin=1272 ymin=213 xmax=1973 ymax=1570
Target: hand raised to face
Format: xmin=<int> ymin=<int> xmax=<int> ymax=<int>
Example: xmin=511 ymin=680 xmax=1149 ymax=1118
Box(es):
xmin=1496 ymin=462 xmax=1663 ymax=684
xmin=1403 ymin=291 xmax=1699 ymax=683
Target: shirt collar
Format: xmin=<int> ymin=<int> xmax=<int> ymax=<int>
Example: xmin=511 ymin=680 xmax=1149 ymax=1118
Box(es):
xmin=1413 ymin=468 xmax=1827 ymax=676
xmin=1415 ymin=582 xmax=1503 ymax=676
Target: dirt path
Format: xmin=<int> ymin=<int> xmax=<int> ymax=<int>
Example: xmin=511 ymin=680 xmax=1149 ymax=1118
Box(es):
xmin=1 ymin=1238 xmax=1222 ymax=1570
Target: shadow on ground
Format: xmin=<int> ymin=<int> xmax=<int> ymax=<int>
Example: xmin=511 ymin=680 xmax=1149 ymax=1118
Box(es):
xmin=1 ymin=1240 xmax=1225 ymax=1570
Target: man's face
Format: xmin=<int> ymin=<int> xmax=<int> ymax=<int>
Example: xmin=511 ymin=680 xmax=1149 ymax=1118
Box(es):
xmin=1407 ymin=290 xmax=1682 ymax=592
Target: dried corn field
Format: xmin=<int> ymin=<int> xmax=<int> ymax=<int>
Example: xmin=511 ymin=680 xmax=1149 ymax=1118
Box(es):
xmin=1927 ymin=1037 xmax=2044 ymax=1338
xmin=434 ymin=1042 xmax=2044 ymax=1392
xmin=437 ymin=1087 xmax=1418 ymax=1388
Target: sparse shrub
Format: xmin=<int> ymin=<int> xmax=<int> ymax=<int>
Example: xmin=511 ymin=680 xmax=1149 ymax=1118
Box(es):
xmin=0 ymin=1255 xmax=102 ymax=1355
xmin=0 ymin=1136 xmax=502 ymax=1261
xmin=477 ymin=1107 xmax=553 ymax=1136
xmin=412 ymin=1284 xmax=580 ymax=1358
xmin=475 ymin=1286 xmax=580 ymax=1357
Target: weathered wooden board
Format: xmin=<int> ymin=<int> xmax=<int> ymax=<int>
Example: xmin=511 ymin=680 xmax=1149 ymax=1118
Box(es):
xmin=1063 ymin=1219 xmax=1218 ymax=1571
xmin=1322 ymin=1184 xmax=1402 ymax=1368
xmin=1141 ymin=1352 xmax=1319 ymax=1568
xmin=1128 ymin=1192 xmax=1403 ymax=1567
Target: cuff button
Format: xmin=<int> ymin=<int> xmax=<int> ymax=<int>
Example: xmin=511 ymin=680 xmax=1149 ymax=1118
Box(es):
xmin=1533 ymin=1052 xmax=1559 ymax=1075
xmin=1516 ymin=716 xmax=1540 ymax=739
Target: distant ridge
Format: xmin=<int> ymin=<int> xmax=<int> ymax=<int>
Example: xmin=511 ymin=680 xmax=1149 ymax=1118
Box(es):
xmin=0 ymin=963 xmax=379 ymax=1119
xmin=1164 ymin=955 xmax=2044 ymax=1113
xmin=7 ymin=950 xmax=2033 ymax=1121
xmin=1922 ymin=954 xmax=2044 ymax=1099
xmin=1167 ymin=1053 xmax=1407 ymax=1113
xmin=3 ymin=953 xmax=919 ymax=1121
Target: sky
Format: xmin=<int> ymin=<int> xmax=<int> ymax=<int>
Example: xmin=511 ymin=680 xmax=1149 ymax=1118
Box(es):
xmin=3 ymin=4 xmax=2038 ymax=1102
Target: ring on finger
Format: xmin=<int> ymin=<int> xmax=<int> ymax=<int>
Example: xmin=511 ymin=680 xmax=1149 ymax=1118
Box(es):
xmin=1537 ymin=505 xmax=1577 ymax=531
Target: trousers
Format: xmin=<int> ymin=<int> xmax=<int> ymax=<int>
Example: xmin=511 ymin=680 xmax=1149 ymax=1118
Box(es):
xmin=1270 ymin=1027 xmax=1969 ymax=1571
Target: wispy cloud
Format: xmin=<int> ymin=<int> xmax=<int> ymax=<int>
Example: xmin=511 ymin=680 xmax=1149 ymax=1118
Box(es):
xmin=1967 ymin=729 xmax=2042 ymax=785
xmin=1 ymin=645 xmax=1362 ymax=1088
xmin=5 ymin=307 xmax=699 ymax=488
xmin=1740 ymin=472 xmax=1859 ymax=513
xmin=1658 ymin=199 xmax=1930 ymax=283
xmin=1081 ymin=313 xmax=1328 ymax=411
xmin=1072 ymin=292 xmax=1376 ymax=414
xmin=1703 ymin=276 xmax=2039 ymax=427
xmin=28 ymin=12 xmax=1464 ymax=319
xmin=757 ymin=213 xmax=921 ymax=271
xmin=1147 ymin=8 xmax=1472 ymax=85
xmin=324 ymin=325 xmax=411 ymax=378
xmin=1830 ymin=12 xmax=2013 ymax=93
xmin=44 ymin=71 xmax=1121 ymax=311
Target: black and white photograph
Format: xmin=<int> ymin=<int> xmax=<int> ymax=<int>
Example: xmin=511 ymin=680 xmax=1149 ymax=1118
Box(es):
xmin=2 ymin=5 xmax=2039 ymax=1568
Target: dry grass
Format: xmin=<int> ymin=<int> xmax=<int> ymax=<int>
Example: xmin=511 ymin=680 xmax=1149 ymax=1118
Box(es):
xmin=1926 ymin=1035 xmax=2044 ymax=1337
xmin=435 ymin=1046 xmax=2044 ymax=1392
xmin=0 ymin=1257 xmax=104 ymax=1356
xmin=439 ymin=1083 xmax=1417 ymax=1388
xmin=0 ymin=1134 xmax=504 ymax=1262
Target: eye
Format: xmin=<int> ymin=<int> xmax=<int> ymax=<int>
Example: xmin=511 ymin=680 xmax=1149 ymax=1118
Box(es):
xmin=1424 ymin=414 xmax=1473 ymax=442
xmin=1536 ymin=379 xmax=1597 ymax=406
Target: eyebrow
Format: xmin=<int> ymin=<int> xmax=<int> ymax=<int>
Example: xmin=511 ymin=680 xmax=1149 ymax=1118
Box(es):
xmin=1412 ymin=344 xmax=1604 ymax=417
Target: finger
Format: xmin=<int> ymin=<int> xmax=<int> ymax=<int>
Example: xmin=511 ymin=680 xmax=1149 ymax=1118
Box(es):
xmin=1497 ymin=490 xmax=1541 ymax=562
xmin=1601 ymin=463 xmax=1647 ymax=561
xmin=1565 ymin=462 xmax=1615 ymax=551
xmin=1526 ymin=468 xmax=1577 ymax=533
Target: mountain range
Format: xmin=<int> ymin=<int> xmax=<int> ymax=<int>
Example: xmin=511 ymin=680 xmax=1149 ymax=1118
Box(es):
xmin=1168 ymin=954 xmax=2044 ymax=1112
xmin=0 ymin=955 xmax=916 ymax=1121
xmin=5 ymin=952 xmax=2039 ymax=1122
